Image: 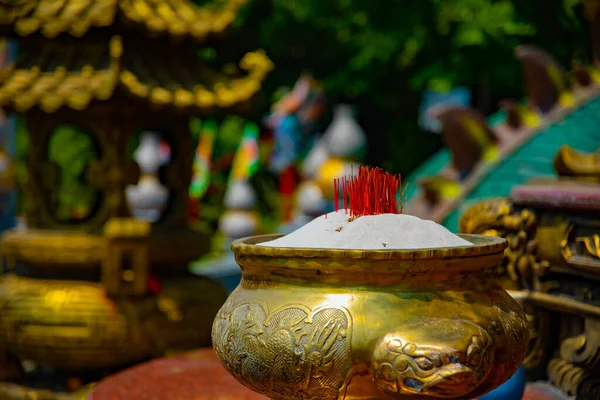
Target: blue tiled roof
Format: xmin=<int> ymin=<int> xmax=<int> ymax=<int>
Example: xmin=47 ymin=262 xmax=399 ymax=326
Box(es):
xmin=404 ymin=149 xmax=451 ymax=201
xmin=405 ymin=97 xmax=600 ymax=233
xmin=404 ymin=111 xmax=507 ymax=201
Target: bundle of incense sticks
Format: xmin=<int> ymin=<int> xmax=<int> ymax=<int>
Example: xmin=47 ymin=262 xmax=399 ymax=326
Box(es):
xmin=333 ymin=166 xmax=405 ymax=217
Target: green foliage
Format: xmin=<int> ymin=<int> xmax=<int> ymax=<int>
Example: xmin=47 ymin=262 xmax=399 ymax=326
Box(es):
xmin=437 ymin=0 xmax=535 ymax=45
xmin=48 ymin=125 xmax=97 ymax=220
xmin=222 ymin=0 xmax=590 ymax=174
xmin=14 ymin=119 xmax=97 ymax=220
xmin=563 ymin=0 xmax=585 ymax=23
xmin=247 ymin=0 xmax=538 ymax=97
xmin=213 ymin=116 xmax=246 ymax=159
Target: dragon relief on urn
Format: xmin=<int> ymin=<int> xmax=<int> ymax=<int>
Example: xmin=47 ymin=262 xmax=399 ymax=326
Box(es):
xmin=372 ymin=319 xmax=495 ymax=398
xmin=213 ymin=299 xmax=352 ymax=399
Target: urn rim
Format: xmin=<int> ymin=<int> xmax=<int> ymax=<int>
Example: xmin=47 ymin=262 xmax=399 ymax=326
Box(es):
xmin=231 ymin=233 xmax=506 ymax=261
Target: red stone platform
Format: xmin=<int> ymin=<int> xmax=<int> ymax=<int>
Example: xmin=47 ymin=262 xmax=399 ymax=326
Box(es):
xmin=87 ymin=348 xmax=569 ymax=400
xmin=87 ymin=348 xmax=267 ymax=400
xmin=522 ymin=383 xmax=571 ymax=400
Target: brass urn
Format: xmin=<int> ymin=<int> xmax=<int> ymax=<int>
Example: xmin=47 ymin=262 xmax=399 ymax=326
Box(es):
xmin=212 ymin=233 xmax=529 ymax=400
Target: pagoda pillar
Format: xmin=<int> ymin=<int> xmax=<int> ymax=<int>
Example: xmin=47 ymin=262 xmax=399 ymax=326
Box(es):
xmin=86 ymin=107 xmax=141 ymax=225
xmin=159 ymin=116 xmax=193 ymax=231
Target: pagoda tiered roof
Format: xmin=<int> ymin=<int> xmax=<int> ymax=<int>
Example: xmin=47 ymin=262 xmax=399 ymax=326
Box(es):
xmin=0 ymin=0 xmax=248 ymax=40
xmin=0 ymin=35 xmax=273 ymax=113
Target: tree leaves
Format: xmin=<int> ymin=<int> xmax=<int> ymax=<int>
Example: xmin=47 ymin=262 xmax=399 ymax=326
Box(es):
xmin=221 ymin=0 xmax=589 ymax=174
xmin=244 ymin=0 xmax=544 ymax=100
xmin=437 ymin=0 xmax=535 ymax=47
xmin=564 ymin=0 xmax=584 ymax=23
xmin=42 ymin=125 xmax=98 ymax=221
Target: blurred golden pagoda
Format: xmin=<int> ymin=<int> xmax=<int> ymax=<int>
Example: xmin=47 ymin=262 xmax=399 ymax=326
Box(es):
xmin=0 ymin=0 xmax=272 ymax=392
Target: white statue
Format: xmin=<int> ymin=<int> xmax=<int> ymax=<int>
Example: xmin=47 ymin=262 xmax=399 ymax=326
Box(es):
xmin=223 ymin=179 xmax=256 ymax=210
xmin=219 ymin=179 xmax=259 ymax=239
xmin=301 ymin=136 xmax=329 ymax=180
xmin=295 ymin=181 xmax=326 ymax=217
xmin=323 ymin=104 xmax=367 ymax=159
xmin=126 ymin=131 xmax=169 ymax=222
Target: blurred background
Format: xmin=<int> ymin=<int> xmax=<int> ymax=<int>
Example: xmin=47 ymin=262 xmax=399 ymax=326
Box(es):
xmin=0 ymin=1 xmax=599 ymax=399
xmin=4 ymin=0 xmax=595 ymax=238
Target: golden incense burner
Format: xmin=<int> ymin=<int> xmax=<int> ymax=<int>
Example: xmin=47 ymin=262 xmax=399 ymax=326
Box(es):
xmin=212 ymin=233 xmax=529 ymax=400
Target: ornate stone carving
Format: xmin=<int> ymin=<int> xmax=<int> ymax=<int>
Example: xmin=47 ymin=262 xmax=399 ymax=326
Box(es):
xmin=562 ymin=220 xmax=600 ymax=274
xmin=548 ymin=358 xmax=600 ymax=399
xmin=577 ymin=234 xmax=600 ymax=258
xmin=560 ymin=318 xmax=600 ymax=372
xmin=459 ymin=198 xmax=544 ymax=290
xmin=459 ymin=176 xmax=600 ymax=397
xmin=553 ymin=145 xmax=600 ymax=181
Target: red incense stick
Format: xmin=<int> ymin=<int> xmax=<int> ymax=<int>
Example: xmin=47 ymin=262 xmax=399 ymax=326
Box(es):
xmin=333 ymin=166 xmax=406 ymax=217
